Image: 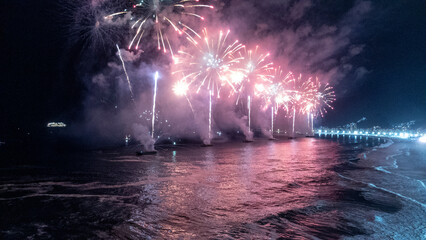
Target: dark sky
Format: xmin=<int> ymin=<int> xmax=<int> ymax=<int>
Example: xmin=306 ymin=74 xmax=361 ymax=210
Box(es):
xmin=1 ymin=0 xmax=426 ymax=136
xmin=323 ymin=0 xmax=426 ymax=128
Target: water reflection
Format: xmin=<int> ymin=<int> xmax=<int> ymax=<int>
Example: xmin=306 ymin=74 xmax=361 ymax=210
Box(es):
xmin=1 ymin=138 xmax=402 ymax=239
xmin=116 ymin=138 xmax=347 ymax=238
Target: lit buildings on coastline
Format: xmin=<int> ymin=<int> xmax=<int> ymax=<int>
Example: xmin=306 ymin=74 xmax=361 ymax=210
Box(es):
xmin=316 ymin=127 xmax=425 ymax=140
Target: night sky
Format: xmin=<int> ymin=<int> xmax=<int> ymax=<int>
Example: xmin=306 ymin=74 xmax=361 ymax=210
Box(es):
xmin=1 ymin=0 xmax=426 ymax=138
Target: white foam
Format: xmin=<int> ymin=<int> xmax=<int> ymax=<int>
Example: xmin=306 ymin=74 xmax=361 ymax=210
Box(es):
xmin=367 ymin=183 xmax=426 ymax=209
xmin=392 ymin=159 xmax=399 ymax=169
xmin=418 ymin=180 xmax=426 ymax=189
xmin=337 ymin=174 xmax=426 ymax=209
xmin=377 ymin=139 xmax=394 ymax=149
xmin=375 ymin=166 xmax=392 ymax=174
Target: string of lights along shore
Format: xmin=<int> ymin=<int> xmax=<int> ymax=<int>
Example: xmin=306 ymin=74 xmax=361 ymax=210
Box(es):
xmin=99 ymin=0 xmax=336 ymax=144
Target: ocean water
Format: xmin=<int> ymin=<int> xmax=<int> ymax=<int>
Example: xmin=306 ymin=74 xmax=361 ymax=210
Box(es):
xmin=0 ymin=137 xmax=425 ymax=239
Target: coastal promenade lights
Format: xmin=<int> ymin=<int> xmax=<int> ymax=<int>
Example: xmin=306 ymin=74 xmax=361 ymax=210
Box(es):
xmin=419 ymin=136 xmax=426 ymax=143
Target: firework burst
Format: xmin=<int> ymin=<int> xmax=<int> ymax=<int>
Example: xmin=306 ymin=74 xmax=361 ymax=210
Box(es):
xmin=231 ymin=46 xmax=273 ymax=106
xmin=274 ymin=69 xmax=295 ymax=112
xmin=172 ymin=28 xmax=244 ymax=97
xmin=105 ymin=0 xmax=213 ymax=54
xmin=289 ymin=74 xmax=317 ymax=115
xmin=172 ymin=79 xmax=190 ymax=96
xmin=255 ymin=69 xmax=294 ymax=111
xmin=66 ymin=0 xmax=127 ymax=51
xmin=235 ymin=46 xmax=274 ymax=91
xmin=313 ymin=78 xmax=336 ymax=117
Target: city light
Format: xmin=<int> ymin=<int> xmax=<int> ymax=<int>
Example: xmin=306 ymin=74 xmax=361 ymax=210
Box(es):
xmin=317 ymin=128 xmax=425 ymax=141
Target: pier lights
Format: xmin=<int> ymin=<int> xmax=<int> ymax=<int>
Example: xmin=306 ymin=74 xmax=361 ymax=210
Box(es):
xmin=419 ymin=136 xmax=426 ymax=143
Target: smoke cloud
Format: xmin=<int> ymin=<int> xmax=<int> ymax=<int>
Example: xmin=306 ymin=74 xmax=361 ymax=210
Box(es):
xmin=66 ymin=0 xmax=373 ymax=147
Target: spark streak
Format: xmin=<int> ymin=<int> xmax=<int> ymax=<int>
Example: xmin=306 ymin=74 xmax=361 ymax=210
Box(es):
xmin=151 ymin=71 xmax=159 ymax=138
xmin=116 ymin=44 xmax=134 ymax=102
xmin=106 ymin=0 xmax=213 ymax=53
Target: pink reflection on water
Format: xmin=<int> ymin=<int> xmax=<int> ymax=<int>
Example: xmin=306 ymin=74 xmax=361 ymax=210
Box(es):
xmin=126 ymin=138 xmax=342 ymax=237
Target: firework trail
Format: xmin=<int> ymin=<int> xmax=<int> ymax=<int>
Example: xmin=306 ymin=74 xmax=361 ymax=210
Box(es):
xmin=116 ymin=44 xmax=135 ymax=102
xmin=172 ymin=28 xmax=243 ymax=143
xmin=271 ymin=106 xmax=274 ymax=135
xmin=105 ymin=0 xmax=214 ymax=54
xmin=231 ymin=46 xmax=273 ymax=134
xmin=288 ymin=74 xmax=316 ymax=137
xmin=303 ymin=77 xmax=335 ymax=134
xmin=208 ymin=90 xmax=212 ymax=142
xmin=254 ymin=82 xmax=281 ymax=136
xmin=252 ymin=67 xmax=293 ymax=138
xmin=247 ymin=95 xmax=251 ymax=132
xmin=151 ymin=71 xmax=159 ymax=138
xmin=305 ymin=77 xmax=336 ymax=133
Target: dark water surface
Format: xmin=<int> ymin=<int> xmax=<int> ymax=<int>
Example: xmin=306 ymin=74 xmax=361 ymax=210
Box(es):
xmin=0 ymin=137 xmax=425 ymax=239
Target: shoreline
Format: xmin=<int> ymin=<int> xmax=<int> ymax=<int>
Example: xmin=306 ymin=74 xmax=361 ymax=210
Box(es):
xmin=357 ymin=140 xmax=426 ymax=207
xmin=337 ymin=139 xmax=426 ymax=239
